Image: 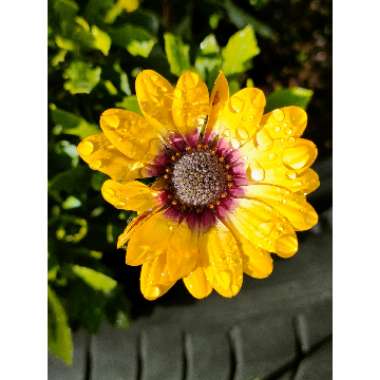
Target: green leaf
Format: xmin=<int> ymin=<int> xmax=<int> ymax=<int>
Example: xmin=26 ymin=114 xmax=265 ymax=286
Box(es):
xmin=222 ymin=0 xmax=274 ymax=39
xmin=62 ymin=195 xmax=82 ymax=209
xmin=222 ymin=25 xmax=260 ymax=76
xmin=91 ymin=25 xmax=111 ymax=55
xmin=195 ymin=34 xmax=222 ymax=86
xmin=72 ymin=265 xmax=117 ymax=294
xmin=50 ymin=104 xmax=98 ymax=137
xmin=164 ymin=33 xmax=191 ymax=76
xmin=266 ymin=87 xmax=314 ymax=112
xmin=63 ymin=61 xmax=101 ymax=94
xmin=110 ymin=24 xmax=156 ymax=57
xmin=116 ymin=95 xmax=141 ymax=114
xmin=55 ymin=215 xmax=88 ymax=243
xmin=48 ymin=286 xmax=73 ymax=365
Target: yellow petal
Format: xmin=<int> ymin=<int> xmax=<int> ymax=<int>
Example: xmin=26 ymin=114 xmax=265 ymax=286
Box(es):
xmin=77 ymin=133 xmax=144 ymax=182
xmin=212 ymin=87 xmax=266 ymax=146
xmin=117 ymin=212 xmax=153 ymax=249
xmin=140 ymin=254 xmax=176 ymax=300
xmin=241 ymin=240 xmax=273 ymax=279
xmin=172 ymin=71 xmax=209 ymax=135
xmin=203 ymin=221 xmax=243 ymax=297
xmin=260 ymin=106 xmax=308 ymax=139
xmin=100 ymin=108 xmax=163 ymax=165
xmin=126 ymin=210 xmax=178 ymax=266
xmin=135 ymin=70 xmax=176 ymax=136
xmin=226 ymin=198 xmax=298 ymax=258
xmin=183 ymin=267 xmax=212 ymax=299
xmin=165 ymin=221 xmax=198 ymax=281
xmin=205 ymin=71 xmax=229 ymax=135
xmin=242 ymin=136 xmax=319 ymax=194
xmin=101 ymin=180 xmax=160 ymax=213
xmin=244 ymin=184 xmax=318 ymax=230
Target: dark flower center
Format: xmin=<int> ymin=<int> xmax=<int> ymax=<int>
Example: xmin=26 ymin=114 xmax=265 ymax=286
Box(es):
xmin=171 ymin=150 xmax=227 ymax=207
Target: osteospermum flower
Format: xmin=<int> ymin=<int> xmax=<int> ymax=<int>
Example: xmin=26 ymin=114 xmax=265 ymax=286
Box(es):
xmin=77 ymin=70 xmax=319 ymax=300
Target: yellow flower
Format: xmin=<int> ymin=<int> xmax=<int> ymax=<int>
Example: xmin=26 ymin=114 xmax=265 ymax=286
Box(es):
xmin=77 ymin=70 xmax=319 ymax=300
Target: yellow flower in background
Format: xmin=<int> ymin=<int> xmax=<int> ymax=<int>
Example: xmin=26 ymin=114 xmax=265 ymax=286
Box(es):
xmin=105 ymin=0 xmax=140 ymax=24
xmin=77 ymin=70 xmax=319 ymax=300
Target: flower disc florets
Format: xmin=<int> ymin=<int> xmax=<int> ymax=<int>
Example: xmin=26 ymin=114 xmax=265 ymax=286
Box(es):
xmin=171 ymin=150 xmax=227 ymax=207
xmin=148 ymin=132 xmax=248 ymax=230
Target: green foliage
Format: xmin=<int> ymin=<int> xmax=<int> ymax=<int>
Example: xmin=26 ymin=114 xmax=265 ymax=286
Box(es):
xmin=63 ymin=61 xmax=102 ymax=94
xmin=48 ymin=286 xmax=73 ymax=365
xmin=164 ymin=33 xmax=191 ymax=76
xmin=266 ymin=87 xmax=314 ymax=112
xmin=222 ymin=25 xmax=260 ymax=76
xmin=48 ymin=0 xmax=317 ymax=366
xmin=72 ymin=265 xmax=117 ymax=293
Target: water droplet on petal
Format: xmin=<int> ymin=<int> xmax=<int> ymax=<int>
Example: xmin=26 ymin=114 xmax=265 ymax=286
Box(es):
xmin=249 ymin=166 xmax=265 ymax=182
xmin=230 ymin=96 xmax=244 ymax=113
xmin=103 ymin=114 xmax=120 ymax=129
xmin=150 ymin=286 xmax=161 ymax=298
xmin=272 ymin=109 xmax=285 ymax=122
xmin=236 ymin=127 xmax=249 ymax=141
xmin=286 ymin=171 xmax=297 ymax=180
xmin=90 ymin=160 xmax=102 ymax=170
xmin=256 ymin=129 xmax=273 ymax=150
xmin=283 ymin=145 xmax=312 ymax=170
xmin=79 ymin=141 xmax=94 ymax=156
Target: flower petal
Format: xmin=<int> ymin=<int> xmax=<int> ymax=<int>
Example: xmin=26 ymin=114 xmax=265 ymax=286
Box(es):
xmin=225 ymin=198 xmax=298 ymax=258
xmin=165 ymin=221 xmax=198 ymax=281
xmin=212 ymin=87 xmax=266 ymax=146
xmin=100 ymin=108 xmax=163 ymax=166
xmin=260 ymin=106 xmax=308 ymax=139
xmin=101 ymin=180 xmax=161 ymax=213
xmin=126 ymin=210 xmax=178 ymax=266
xmin=203 ymin=221 xmax=243 ymax=297
xmin=172 ymin=71 xmax=209 ymax=135
xmin=241 ymin=240 xmax=273 ymax=279
xmin=135 ymin=70 xmax=176 ymax=136
xmin=140 ymin=254 xmax=176 ymax=300
xmin=77 ymin=133 xmax=144 ymax=182
xmin=183 ymin=267 xmax=212 ymax=299
xmin=244 ymin=184 xmax=318 ymax=230
xmin=205 ymin=71 xmax=229 ymax=136
xmin=243 ymin=136 xmax=319 ymax=193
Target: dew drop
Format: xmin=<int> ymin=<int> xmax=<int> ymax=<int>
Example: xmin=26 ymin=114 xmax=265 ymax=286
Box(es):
xmin=249 ymin=166 xmax=265 ymax=182
xmin=272 ymin=109 xmax=285 ymax=122
xmin=79 ymin=141 xmax=94 ymax=156
xmin=283 ymin=145 xmax=312 ymax=170
xmin=256 ymin=129 xmax=273 ymax=150
xmin=236 ymin=127 xmax=249 ymax=141
xmin=104 ymin=114 xmax=120 ymax=129
xmin=150 ymin=286 xmax=161 ymax=298
xmin=90 ymin=160 xmax=102 ymax=170
xmin=230 ymin=96 xmax=244 ymax=113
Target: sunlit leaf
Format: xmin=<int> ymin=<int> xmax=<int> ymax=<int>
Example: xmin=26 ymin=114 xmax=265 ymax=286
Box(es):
xmin=91 ymin=25 xmax=111 ymax=55
xmin=62 ymin=195 xmax=82 ymax=209
xmin=56 ymin=215 xmax=88 ymax=243
xmin=110 ymin=24 xmax=156 ymax=57
xmin=72 ymin=265 xmax=117 ymax=293
xmin=50 ymin=104 xmax=98 ymax=137
xmin=195 ymin=34 xmax=222 ymax=85
xmin=63 ymin=61 xmax=102 ymax=94
xmin=116 ymin=95 xmax=141 ymax=114
xmin=266 ymin=87 xmax=314 ymax=112
xmin=164 ymin=33 xmax=191 ymax=76
xmin=48 ymin=286 xmax=73 ymax=365
xmin=222 ymin=25 xmax=260 ymax=76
